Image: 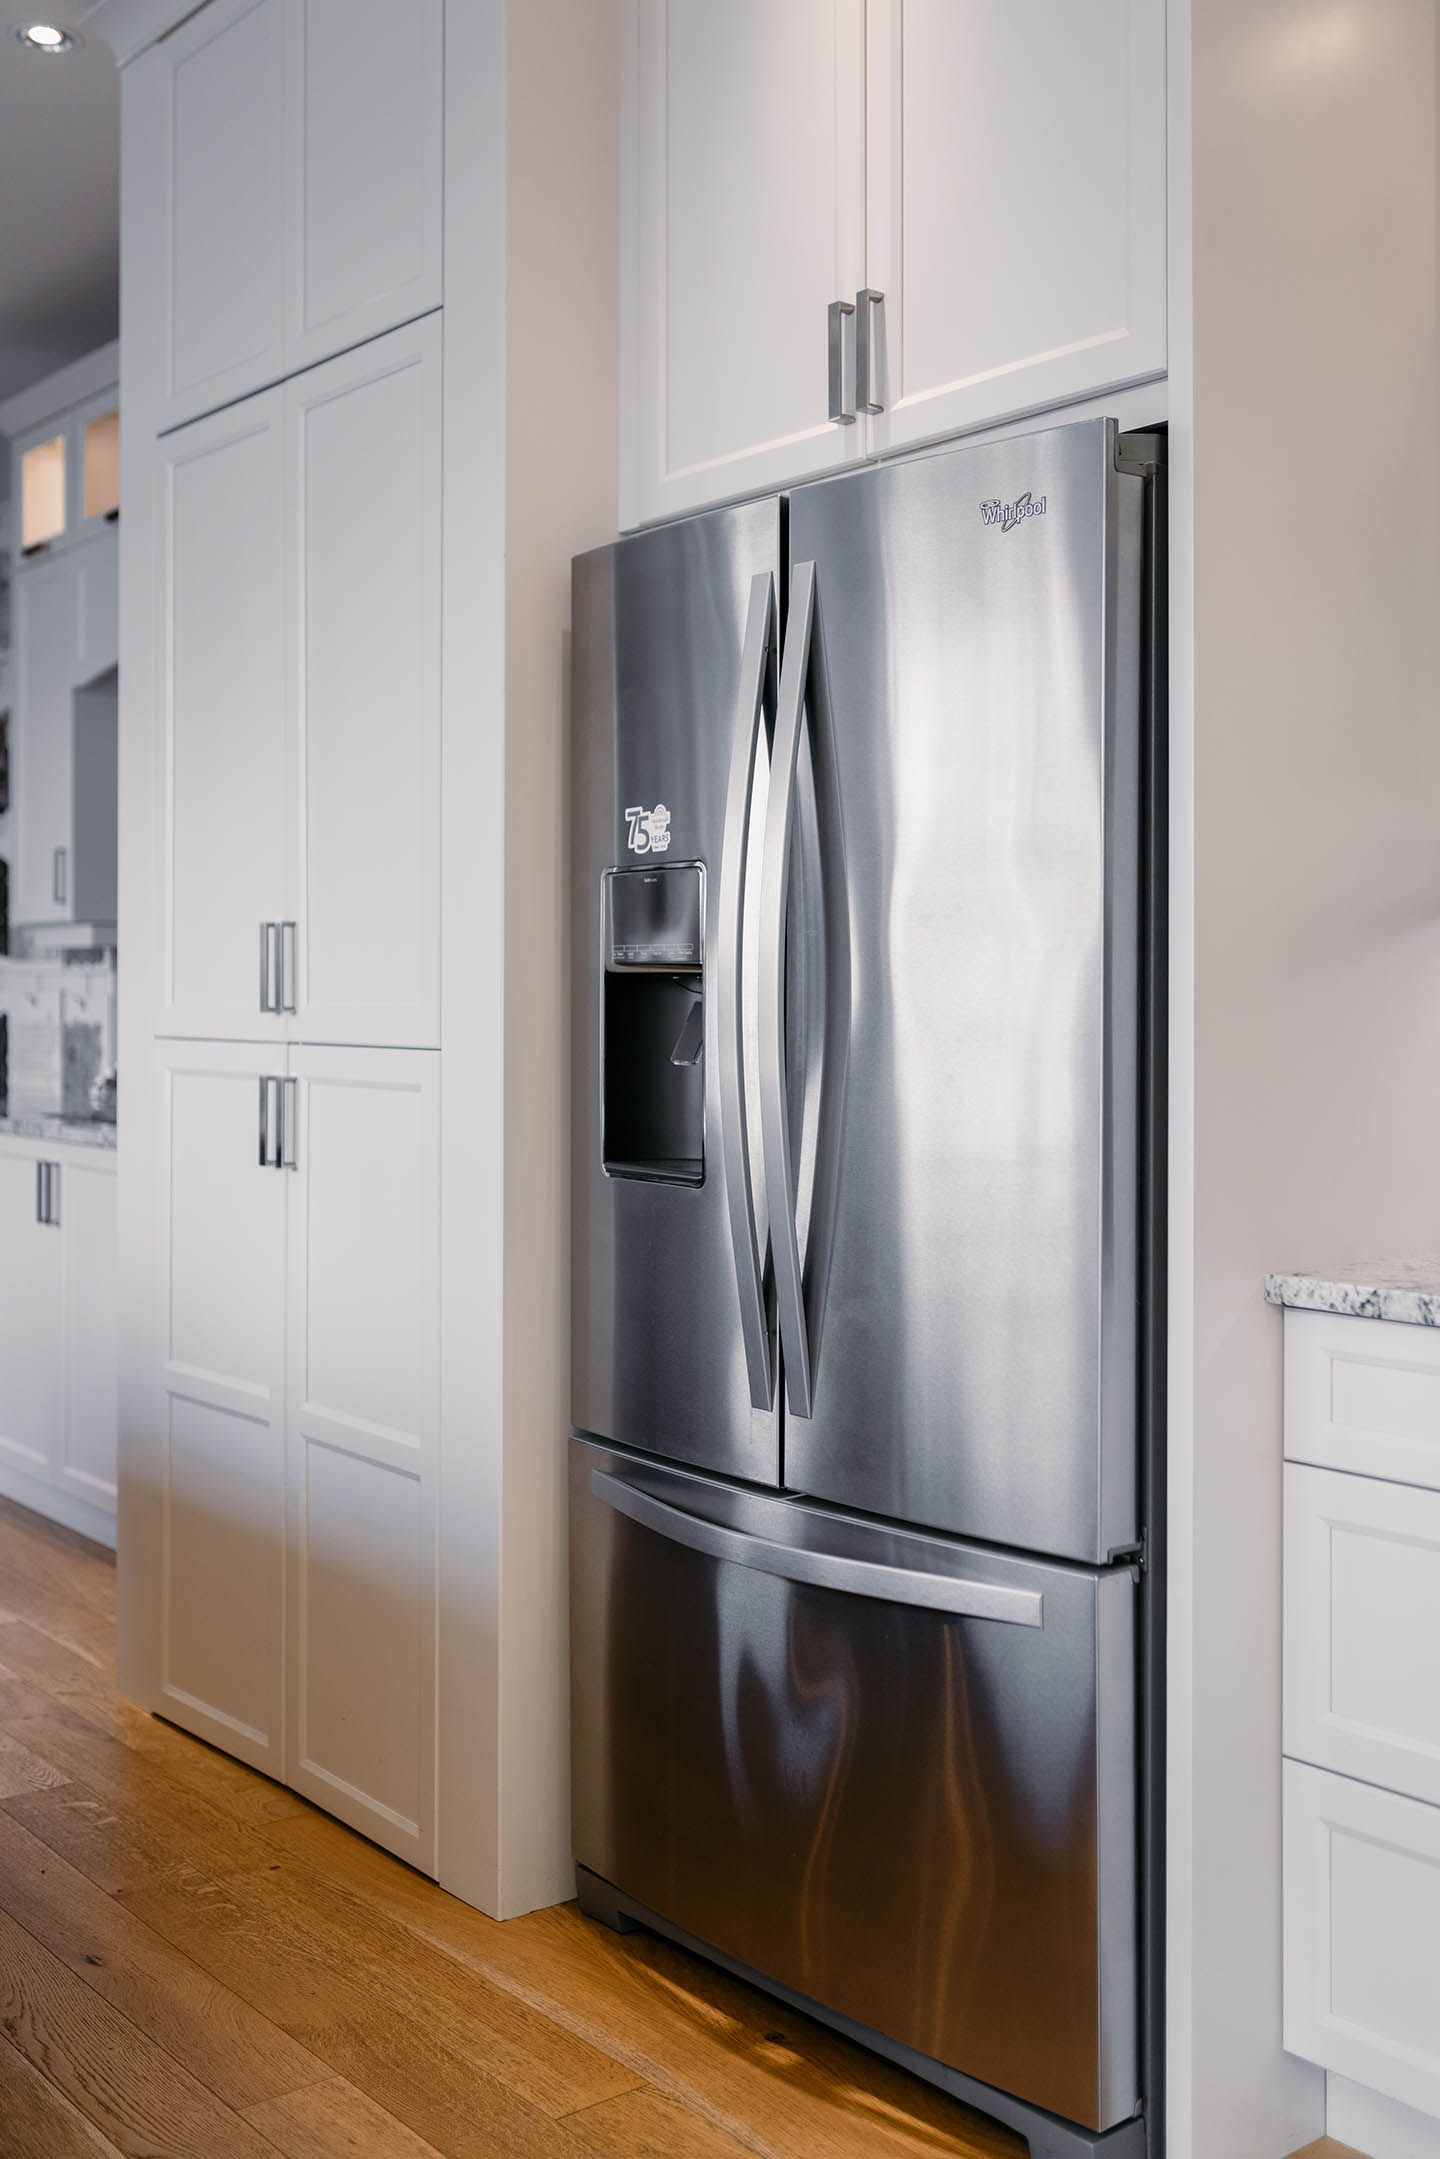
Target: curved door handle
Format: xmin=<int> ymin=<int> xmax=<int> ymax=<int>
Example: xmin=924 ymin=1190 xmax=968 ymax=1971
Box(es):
xmin=759 ymin=560 xmax=815 ymax=1417
xmin=591 ymin=1467 xmax=1044 ymax=1628
xmin=716 ymin=569 xmax=775 ymax=1411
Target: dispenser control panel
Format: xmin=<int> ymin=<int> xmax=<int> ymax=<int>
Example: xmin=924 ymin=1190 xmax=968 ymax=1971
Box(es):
xmin=604 ymin=864 xmax=703 ymax=971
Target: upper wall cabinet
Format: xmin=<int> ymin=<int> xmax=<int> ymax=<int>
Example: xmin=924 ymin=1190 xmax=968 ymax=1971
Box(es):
xmin=621 ymin=0 xmax=869 ymax=528
xmin=129 ymin=0 xmax=442 ymax=434
xmin=864 ymin=0 xmax=1166 ymax=456
xmin=619 ymin=0 xmax=1166 ymax=527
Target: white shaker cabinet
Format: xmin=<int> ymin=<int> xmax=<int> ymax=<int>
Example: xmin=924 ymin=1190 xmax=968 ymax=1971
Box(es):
xmin=134 ymin=1039 xmax=438 ymax=1861
xmin=284 ymin=1045 xmax=439 ymax=1866
xmin=156 ymin=393 xmax=290 ymax=1041
xmin=12 ymin=538 xmax=120 ymax=931
xmin=283 ymin=0 xmax=443 ymax=377
xmin=621 ymin=0 xmax=868 ymax=527
xmin=864 ymin=0 xmax=1166 ymax=456
xmin=620 ymin=0 xmax=1166 ymax=523
xmin=149 ymin=1039 xmax=289 ymax=1777
xmin=0 ymin=1151 xmax=64 ymax=1484
xmin=154 ymin=317 xmax=441 ymax=1049
xmin=129 ymin=0 xmax=442 ymax=433
xmin=12 ymin=555 xmax=79 ymax=928
xmin=289 ymin=323 xmax=442 ymax=1049
xmin=58 ymin=1158 xmax=120 ymax=1512
xmin=0 ymin=1140 xmax=117 ymax=1536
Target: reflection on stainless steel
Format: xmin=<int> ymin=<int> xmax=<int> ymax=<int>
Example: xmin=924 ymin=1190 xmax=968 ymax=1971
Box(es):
xmin=571 ymin=503 xmax=782 ymax=1484
xmin=569 ymin=420 xmax=1155 ymax=2153
xmin=783 ymin=425 xmax=1143 ymax=1563
xmin=571 ymin=1440 xmax=1138 ymax=2132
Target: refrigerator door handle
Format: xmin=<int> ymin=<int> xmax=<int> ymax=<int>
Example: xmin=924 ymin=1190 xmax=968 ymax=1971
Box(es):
xmin=590 ymin=1467 xmax=1044 ymax=1627
xmin=716 ymin=568 xmax=776 ymax=1412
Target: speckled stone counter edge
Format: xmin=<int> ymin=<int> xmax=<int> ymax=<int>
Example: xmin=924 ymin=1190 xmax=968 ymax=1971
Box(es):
xmin=0 ymin=1116 xmax=117 ymax=1153
xmin=1266 ymin=1267 xmax=1440 ymax=1330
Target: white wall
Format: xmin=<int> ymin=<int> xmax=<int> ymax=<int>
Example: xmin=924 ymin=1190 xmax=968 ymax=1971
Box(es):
xmin=1170 ymin=4 xmax=1440 ymax=2151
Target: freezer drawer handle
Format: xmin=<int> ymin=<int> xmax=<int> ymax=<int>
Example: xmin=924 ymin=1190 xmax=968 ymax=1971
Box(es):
xmin=590 ymin=1469 xmax=1045 ymax=1628
xmin=716 ymin=568 xmax=776 ymax=1412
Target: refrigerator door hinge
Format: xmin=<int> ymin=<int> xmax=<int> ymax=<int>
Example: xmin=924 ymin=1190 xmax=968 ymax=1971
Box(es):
xmin=1116 ymin=428 xmax=1166 ymax=478
xmin=1108 ymin=1538 xmax=1146 ymax=1576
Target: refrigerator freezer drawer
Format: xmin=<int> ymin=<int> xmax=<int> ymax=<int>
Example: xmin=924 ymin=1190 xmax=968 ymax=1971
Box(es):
xmin=570 ymin=1439 xmax=1140 ymax=2135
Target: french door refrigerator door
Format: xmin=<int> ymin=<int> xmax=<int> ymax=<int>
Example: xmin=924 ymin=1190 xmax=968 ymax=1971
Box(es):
xmin=571 ymin=1438 xmax=1140 ymax=2134
xmin=571 ymin=501 xmax=783 ymax=1486
xmin=771 ymin=420 xmax=1145 ymax=1563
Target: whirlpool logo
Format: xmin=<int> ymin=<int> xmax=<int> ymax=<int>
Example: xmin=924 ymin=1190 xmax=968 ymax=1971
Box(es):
xmin=980 ymin=490 xmax=1047 ymax=533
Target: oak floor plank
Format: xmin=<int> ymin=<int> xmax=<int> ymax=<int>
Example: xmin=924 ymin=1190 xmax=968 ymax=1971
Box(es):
xmin=1287 ymin=2144 xmax=1368 ymax=2158
xmin=263 ymin=1813 xmax=1022 ymax=2159
xmin=0 ymin=1501 xmax=116 ymax=1624
xmin=0 ymin=1807 xmax=330 ymax=2110
xmin=0 ymin=1727 xmax=70 ymax=1801
xmin=0 ymin=1620 xmax=110 ymax=1700
xmin=564 ymin=2086 xmax=761 ymax=2159
xmin=55 ymin=1692 xmax=307 ymax=1825
xmin=244 ymin=2077 xmax=450 ymax=2159
xmin=0 ymin=1905 xmax=283 ymax=2157
xmin=3 ymin=1762 xmax=280 ymax=1898
xmin=0 ymin=2033 xmax=128 ymax=2159
xmin=120 ymin=1859 xmax=641 ymax=2122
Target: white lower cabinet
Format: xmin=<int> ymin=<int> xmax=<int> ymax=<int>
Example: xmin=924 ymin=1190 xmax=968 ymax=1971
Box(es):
xmin=284 ymin=1045 xmax=438 ymax=1866
xmin=147 ymin=1038 xmax=437 ymax=1860
xmin=1286 ymin=1759 xmax=1440 ymax=2121
xmin=0 ymin=1150 xmax=64 ymax=1481
xmin=1283 ymin=1306 xmax=1440 ymax=2140
xmin=0 ymin=1141 xmax=117 ymax=1528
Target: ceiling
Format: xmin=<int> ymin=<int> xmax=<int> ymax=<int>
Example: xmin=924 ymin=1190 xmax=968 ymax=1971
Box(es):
xmin=0 ymin=6 xmax=119 ymax=408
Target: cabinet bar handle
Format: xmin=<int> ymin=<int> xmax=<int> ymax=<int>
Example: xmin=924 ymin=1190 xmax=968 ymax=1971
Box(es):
xmin=47 ymin=1162 xmax=59 ymax=1227
xmin=855 ymin=288 xmax=884 ymax=414
xmin=827 ymin=299 xmax=856 ymax=424
xmin=258 ymin=1074 xmax=283 ymax=1168
xmin=281 ymin=1076 xmax=297 ymax=1171
xmin=35 ymin=1161 xmax=44 ymax=1224
xmin=279 ymin=921 xmax=297 ymax=1015
xmin=52 ymin=847 xmax=67 ymax=906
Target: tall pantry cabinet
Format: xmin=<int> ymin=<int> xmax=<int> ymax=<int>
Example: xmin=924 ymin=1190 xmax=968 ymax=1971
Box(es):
xmin=109 ymin=0 xmax=619 ymax=1913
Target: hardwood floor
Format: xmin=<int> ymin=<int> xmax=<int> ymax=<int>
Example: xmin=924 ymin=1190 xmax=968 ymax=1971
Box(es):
xmin=0 ymin=1497 xmax=1027 ymax=2159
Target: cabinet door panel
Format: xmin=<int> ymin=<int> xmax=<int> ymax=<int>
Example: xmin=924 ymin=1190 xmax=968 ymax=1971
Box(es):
xmin=154 ymin=1042 xmax=287 ymax=1774
xmin=157 ymin=0 xmax=287 ymax=429
xmin=1285 ymin=1760 xmax=1440 ymax=2120
xmin=286 ymin=1046 xmax=438 ymax=1867
xmin=285 ymin=0 xmax=442 ymax=373
xmin=159 ymin=394 xmax=289 ymax=1041
xmin=13 ymin=557 xmax=77 ymax=927
xmin=866 ymin=0 xmax=1166 ymax=453
xmin=74 ymin=532 xmax=119 ymax=684
xmin=0 ymin=1153 xmax=62 ymax=1480
xmin=289 ymin=321 xmax=441 ymax=1047
xmin=622 ymin=0 xmax=867 ymax=526
xmin=60 ymin=1163 xmax=118 ymax=1510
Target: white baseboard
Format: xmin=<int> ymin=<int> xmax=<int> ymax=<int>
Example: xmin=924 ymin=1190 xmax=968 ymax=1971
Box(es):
xmin=0 ymin=1459 xmax=116 ymax=1551
xmin=1331 ymin=2075 xmax=1440 ymax=2159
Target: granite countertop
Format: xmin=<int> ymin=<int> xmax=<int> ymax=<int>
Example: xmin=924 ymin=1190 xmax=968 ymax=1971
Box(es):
xmin=0 ymin=1114 xmax=118 ymax=1153
xmin=1265 ymin=1262 xmax=1440 ymax=1329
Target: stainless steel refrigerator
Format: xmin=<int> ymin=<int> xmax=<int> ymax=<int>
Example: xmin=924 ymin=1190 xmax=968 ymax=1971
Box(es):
xmin=569 ymin=417 xmax=1164 ymax=2159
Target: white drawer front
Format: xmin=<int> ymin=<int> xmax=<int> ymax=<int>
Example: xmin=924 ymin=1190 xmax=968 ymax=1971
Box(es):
xmin=1285 ymin=1760 xmax=1440 ymax=2119
xmin=1287 ymin=1463 xmax=1440 ymax=1806
xmin=1285 ymin=1308 xmax=1440 ymax=1489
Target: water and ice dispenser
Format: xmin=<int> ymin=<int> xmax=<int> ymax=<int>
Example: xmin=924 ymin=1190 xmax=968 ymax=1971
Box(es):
xmin=602 ymin=864 xmax=704 ymax=1185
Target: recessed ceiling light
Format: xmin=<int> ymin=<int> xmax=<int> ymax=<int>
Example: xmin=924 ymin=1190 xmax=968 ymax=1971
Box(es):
xmin=12 ymin=22 xmax=79 ymax=51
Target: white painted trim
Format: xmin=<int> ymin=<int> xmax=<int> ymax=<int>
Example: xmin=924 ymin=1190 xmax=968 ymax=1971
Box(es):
xmin=79 ymin=0 xmax=197 ymax=66
xmin=0 ymin=344 xmax=119 ymax=441
xmin=0 ymin=1458 xmax=116 ymax=1549
xmin=1330 ymin=2074 xmax=1440 ymax=2159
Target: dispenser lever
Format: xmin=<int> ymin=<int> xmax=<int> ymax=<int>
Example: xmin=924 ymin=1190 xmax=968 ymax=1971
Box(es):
xmin=669 ymin=993 xmax=704 ymax=1069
